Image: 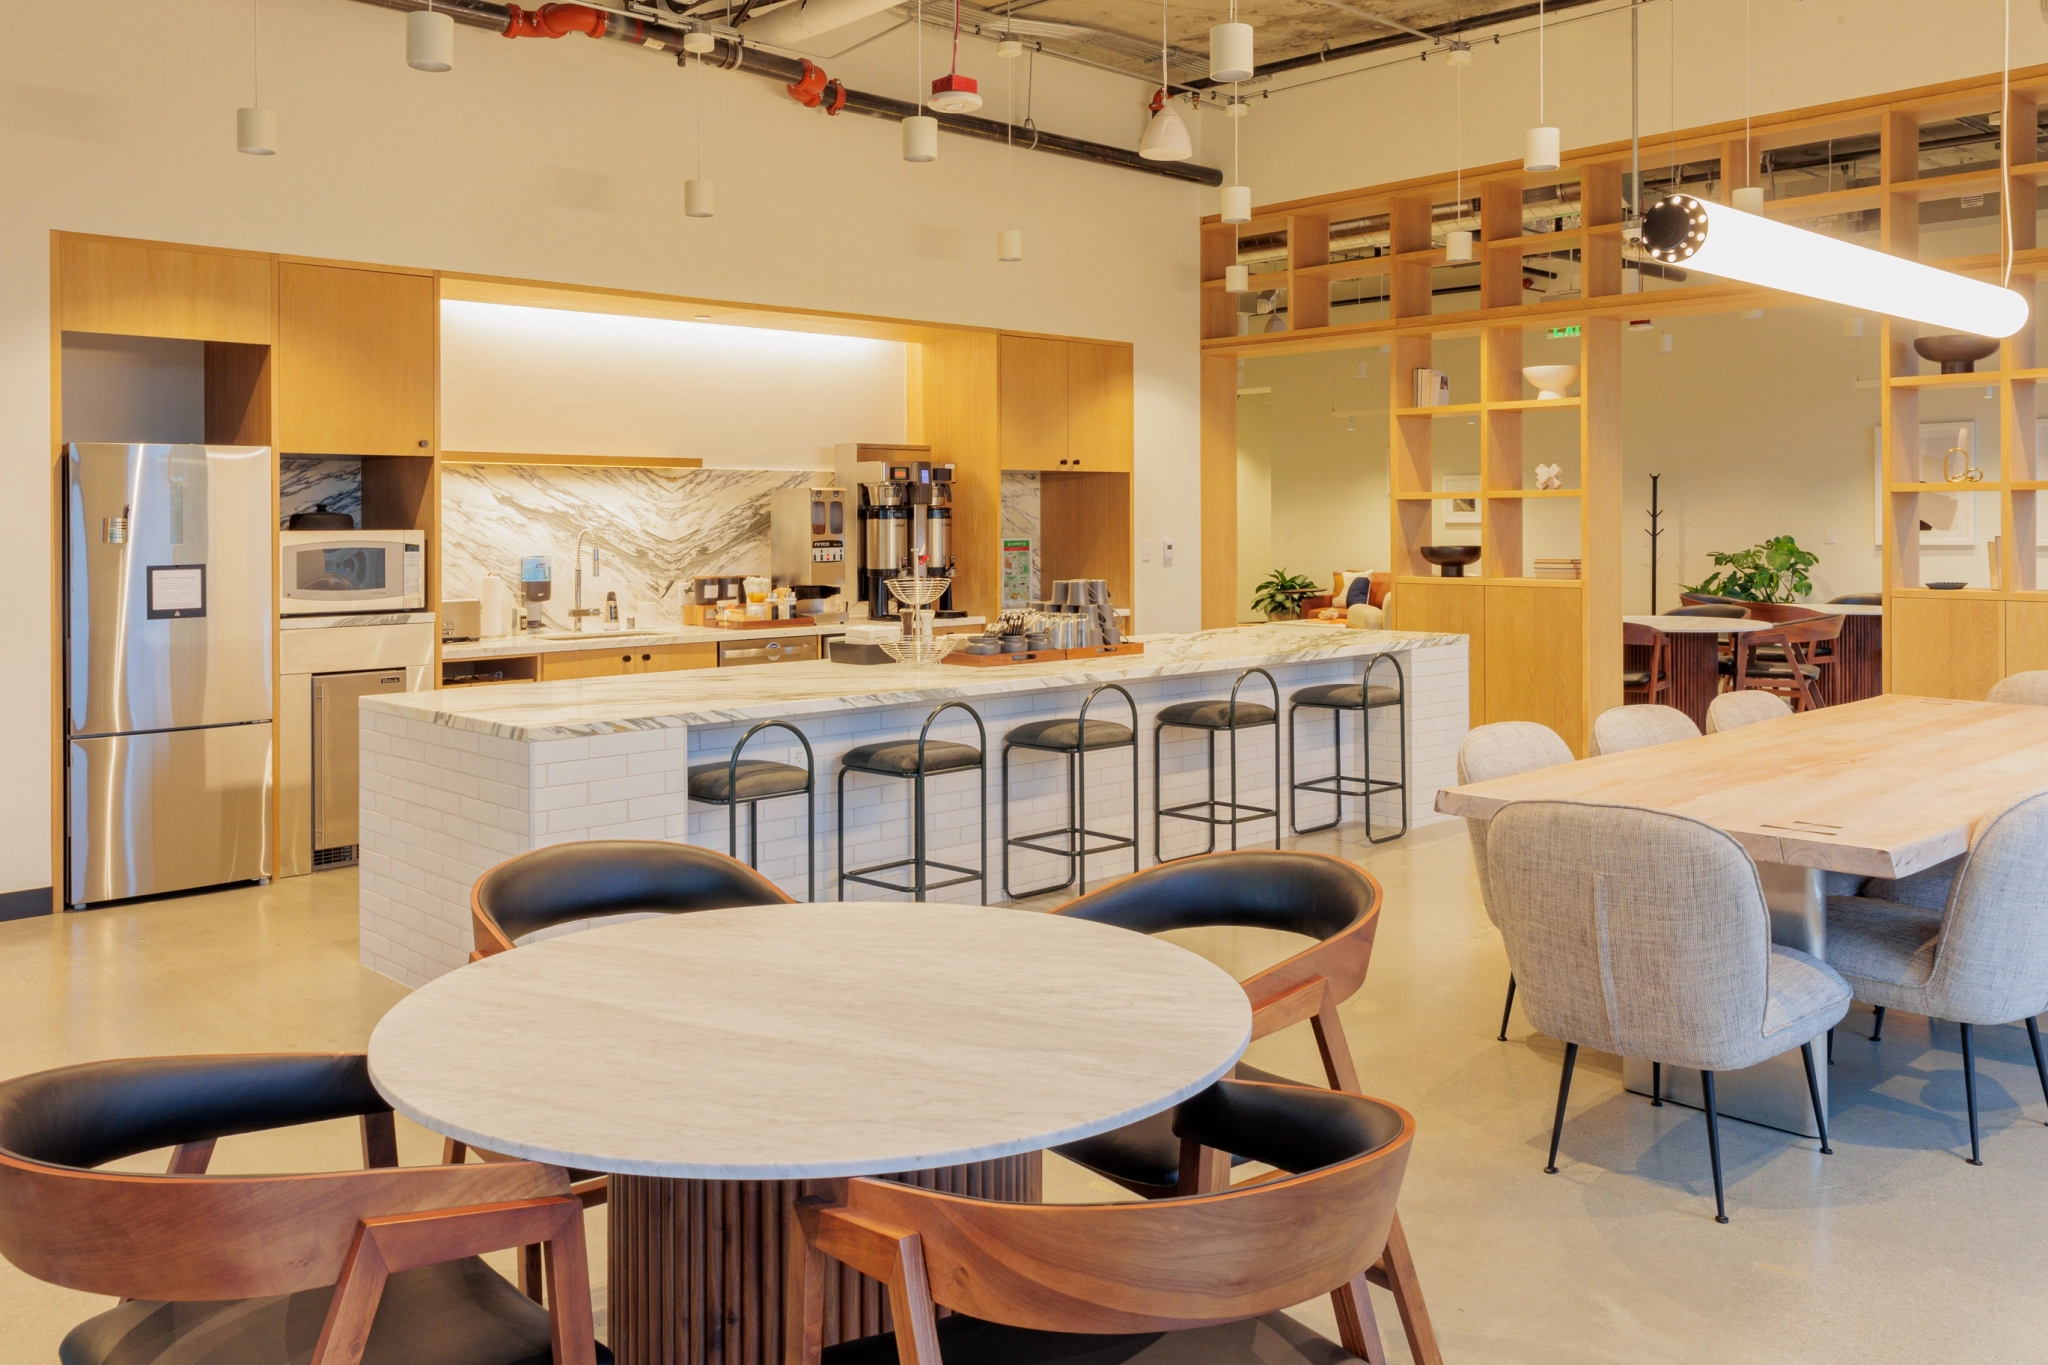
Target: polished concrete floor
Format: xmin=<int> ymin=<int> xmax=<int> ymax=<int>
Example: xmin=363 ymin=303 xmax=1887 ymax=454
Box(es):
xmin=4 ymin=820 xmax=2046 ymax=1363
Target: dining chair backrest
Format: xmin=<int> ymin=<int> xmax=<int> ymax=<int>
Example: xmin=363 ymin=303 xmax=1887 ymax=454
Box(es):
xmin=1591 ymin=704 xmax=1700 ymax=756
xmin=792 ymin=1080 xmax=1413 ymax=1348
xmin=1988 ymin=670 xmax=2048 ymax=706
xmin=1916 ymin=787 xmax=2048 ymax=1025
xmin=1667 ymin=604 xmax=1750 ymax=618
xmin=471 ymin=838 xmax=793 ymax=958
xmin=1484 ymin=800 xmax=1784 ymax=1072
xmin=1456 ymin=722 xmax=1574 ymax=927
xmin=0 ymin=1053 xmax=566 ymax=1303
xmin=1743 ymin=602 xmax=1828 ymax=625
xmin=1679 ymin=593 xmax=1748 ymax=607
xmin=1705 ymin=690 xmax=1792 ymax=733
xmin=1829 ymin=594 xmax=1882 ymax=605
xmin=1621 ymin=621 xmax=1663 ymax=648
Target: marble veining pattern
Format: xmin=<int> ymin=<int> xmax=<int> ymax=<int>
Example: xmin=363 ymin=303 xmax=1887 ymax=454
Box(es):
xmin=279 ymin=457 xmax=363 ymax=527
xmin=368 ymin=624 xmax=1465 ymax=742
xmin=367 ymin=905 xmax=1251 ymax=1179
xmin=1000 ymin=471 xmax=1040 ymax=607
xmin=439 ymin=464 xmax=816 ymax=628
xmin=282 ymin=611 xmax=436 ymax=630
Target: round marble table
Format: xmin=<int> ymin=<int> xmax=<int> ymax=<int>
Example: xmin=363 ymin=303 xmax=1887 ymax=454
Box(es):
xmin=369 ymin=903 xmax=1252 ymax=1365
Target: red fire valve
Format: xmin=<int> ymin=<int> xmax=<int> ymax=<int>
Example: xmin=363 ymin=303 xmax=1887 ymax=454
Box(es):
xmin=787 ymin=59 xmax=830 ymax=108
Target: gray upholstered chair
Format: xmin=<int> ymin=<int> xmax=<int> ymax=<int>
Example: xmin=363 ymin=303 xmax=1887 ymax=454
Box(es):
xmin=1705 ymin=690 xmax=1792 ymax=733
xmin=1591 ymin=704 xmax=1700 ymax=755
xmin=1988 ymin=671 xmax=2048 ymax=705
xmin=1825 ymin=787 xmax=2048 ymax=1165
xmin=1486 ymin=800 xmax=1850 ymax=1222
xmin=1457 ymin=721 xmax=1576 ymax=1042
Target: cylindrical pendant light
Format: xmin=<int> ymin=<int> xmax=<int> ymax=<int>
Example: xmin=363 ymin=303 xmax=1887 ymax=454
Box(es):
xmin=685 ymin=179 xmax=714 ymax=218
xmin=1224 ymin=264 xmax=1249 ymax=292
xmin=1221 ymin=185 xmax=1251 ymax=224
xmin=237 ymin=105 xmax=277 ymax=155
xmin=1446 ymin=230 xmax=1474 ymax=262
xmin=683 ymin=29 xmax=716 ymax=53
xmin=1732 ymin=185 xmax=1764 ymax=214
xmin=1642 ymin=193 xmax=2031 ymax=337
xmin=1209 ymin=22 xmax=1253 ymax=82
xmin=998 ymin=38 xmax=1024 ymax=58
xmin=1524 ymin=125 xmax=1560 ymax=173
xmin=998 ymin=228 xmax=1024 ymax=262
xmin=407 ymin=7 xmax=454 ymax=71
xmin=903 ymin=114 xmax=938 ymax=162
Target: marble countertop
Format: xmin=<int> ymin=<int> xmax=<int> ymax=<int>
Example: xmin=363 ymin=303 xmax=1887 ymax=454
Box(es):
xmin=367 ymin=905 xmax=1251 ymax=1180
xmin=442 ymin=617 xmax=986 ymax=661
xmin=368 ymin=622 xmax=1462 ymax=741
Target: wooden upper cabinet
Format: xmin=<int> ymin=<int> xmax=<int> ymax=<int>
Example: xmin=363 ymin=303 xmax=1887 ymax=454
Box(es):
xmin=998 ymin=334 xmax=1069 ymax=471
xmin=277 ymin=263 xmax=436 ymax=456
xmin=58 ymin=236 xmax=272 ymax=344
xmin=1066 ymin=342 xmax=1134 ymax=473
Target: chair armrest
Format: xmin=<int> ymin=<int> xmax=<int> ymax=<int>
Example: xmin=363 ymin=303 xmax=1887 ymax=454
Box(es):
xmin=788 ymin=1197 xmax=939 ymax=1365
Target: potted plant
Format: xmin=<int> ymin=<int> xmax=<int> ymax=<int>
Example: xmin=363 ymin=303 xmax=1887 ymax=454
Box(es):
xmin=1251 ymin=568 xmax=1320 ymax=620
xmin=1683 ymin=535 xmax=1819 ymax=603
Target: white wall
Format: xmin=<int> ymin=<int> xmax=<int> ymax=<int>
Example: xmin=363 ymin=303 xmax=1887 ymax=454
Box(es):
xmin=1 ymin=0 xmax=1201 ymax=896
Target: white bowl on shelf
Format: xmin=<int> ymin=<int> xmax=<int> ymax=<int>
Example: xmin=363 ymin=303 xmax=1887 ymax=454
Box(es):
xmin=1521 ymin=365 xmax=1580 ymax=401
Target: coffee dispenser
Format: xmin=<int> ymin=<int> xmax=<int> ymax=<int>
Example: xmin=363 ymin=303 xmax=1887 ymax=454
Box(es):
xmin=848 ymin=458 xmax=956 ymax=618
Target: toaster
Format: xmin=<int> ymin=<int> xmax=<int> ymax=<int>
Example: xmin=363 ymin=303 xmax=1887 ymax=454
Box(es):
xmin=441 ymin=598 xmax=482 ymax=642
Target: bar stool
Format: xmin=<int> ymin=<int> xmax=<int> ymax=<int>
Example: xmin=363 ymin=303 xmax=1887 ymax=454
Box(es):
xmin=839 ymin=701 xmax=988 ymax=902
xmin=1153 ymin=668 xmax=1281 ymax=862
xmin=1288 ymin=652 xmax=1408 ymax=844
xmin=686 ymin=719 xmax=816 ymax=901
xmin=1001 ymin=683 xmax=1140 ymax=898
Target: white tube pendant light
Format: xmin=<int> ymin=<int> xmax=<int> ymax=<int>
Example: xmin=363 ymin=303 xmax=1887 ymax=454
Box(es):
xmin=1524 ymin=0 xmax=1559 ymax=172
xmin=1729 ymin=1 xmax=1760 ymax=212
xmin=407 ymin=5 xmax=455 ymax=72
xmin=1445 ymin=49 xmax=1471 ymax=261
xmin=1209 ymin=0 xmax=1252 ymax=84
xmin=904 ymin=0 xmax=939 ymax=161
xmin=1139 ymin=0 xmax=1191 ymax=162
xmin=1641 ymin=194 xmax=2030 ymax=337
xmin=685 ymin=51 xmax=713 ymax=217
xmin=998 ymin=228 xmax=1024 ymax=262
xmin=1225 ymin=264 xmax=1249 ymax=292
xmin=997 ymin=19 xmax=1021 ymax=263
xmin=1220 ymin=79 xmax=1249 ymax=223
xmin=238 ymin=0 xmax=274 ymax=155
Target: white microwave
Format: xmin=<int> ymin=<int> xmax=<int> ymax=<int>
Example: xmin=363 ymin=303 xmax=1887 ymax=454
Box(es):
xmin=280 ymin=530 xmax=426 ymax=615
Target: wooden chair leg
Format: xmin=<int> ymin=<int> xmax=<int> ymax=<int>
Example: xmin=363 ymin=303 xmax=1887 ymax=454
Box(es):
xmin=516 ymin=1242 xmax=545 ymax=1303
xmin=442 ymin=1136 xmax=469 ymax=1165
xmin=1330 ymin=1273 xmax=1389 ymax=1365
xmin=361 ymin=1113 xmax=399 ymax=1169
xmin=1365 ymin=1212 xmax=1443 ymax=1365
xmin=1311 ymin=997 xmax=1363 ymax=1093
xmin=1176 ymin=1138 xmax=1231 ymax=1196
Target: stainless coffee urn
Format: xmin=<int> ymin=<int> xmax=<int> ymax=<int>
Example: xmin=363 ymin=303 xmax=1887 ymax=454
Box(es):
xmin=835 ymin=445 xmax=957 ymax=618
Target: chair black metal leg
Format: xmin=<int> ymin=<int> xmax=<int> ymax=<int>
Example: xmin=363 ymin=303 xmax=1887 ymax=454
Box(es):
xmin=727 ymin=797 xmax=740 ymax=863
xmin=913 ymin=765 xmax=928 ymax=902
xmin=1000 ymin=742 xmax=1015 ymax=898
xmin=805 ymin=784 xmax=816 ymax=902
xmin=1827 ymin=1027 xmax=1834 ymax=1065
xmin=1651 ymin=1061 xmax=1663 ymax=1107
xmin=1226 ymin=728 xmax=1240 ymax=853
xmin=1073 ymin=749 xmax=1087 ymax=894
xmin=1801 ymin=1041 xmax=1832 ymax=1155
xmin=746 ymin=800 xmax=760 ymax=868
xmin=1702 ymin=1071 xmax=1729 ymax=1223
xmin=836 ymin=767 xmax=851 ymax=899
xmin=1271 ymin=711 xmax=1283 ymax=850
xmin=1870 ymin=1005 xmax=1886 ymax=1042
xmin=1545 ymin=1042 xmax=1577 ymax=1174
xmin=1960 ymin=1022 xmax=1983 ymax=1166
xmin=1204 ymin=732 xmax=1219 ymax=856
xmin=2027 ymin=1016 xmax=2048 ymax=1124
xmin=1498 ymin=974 xmax=1516 ymax=1042
xmin=978 ymin=757 xmax=989 ymax=904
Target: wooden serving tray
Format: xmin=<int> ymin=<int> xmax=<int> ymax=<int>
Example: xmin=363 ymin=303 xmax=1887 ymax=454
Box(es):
xmin=1063 ymin=642 xmax=1145 ymax=660
xmin=713 ymin=617 xmax=811 ymax=630
xmin=942 ymin=647 xmax=1064 ymax=667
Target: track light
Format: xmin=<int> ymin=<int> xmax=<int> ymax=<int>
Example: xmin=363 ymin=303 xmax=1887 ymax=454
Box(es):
xmin=236 ymin=106 xmax=276 ymax=155
xmin=1642 ymin=193 xmax=2031 ymax=338
xmin=407 ymin=7 xmax=454 ymax=71
xmin=1209 ymin=22 xmax=1253 ymax=82
xmin=903 ymin=114 xmax=938 ymax=162
xmin=998 ymin=228 xmax=1024 ymax=262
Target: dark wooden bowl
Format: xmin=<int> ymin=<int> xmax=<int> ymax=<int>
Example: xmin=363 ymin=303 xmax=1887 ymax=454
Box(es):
xmin=1914 ymin=334 xmax=2000 ymax=374
xmin=1420 ymin=545 xmax=1482 ymax=577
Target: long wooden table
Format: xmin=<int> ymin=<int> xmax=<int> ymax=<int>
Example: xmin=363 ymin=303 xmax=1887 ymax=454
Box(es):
xmin=1436 ymin=694 xmax=2048 ymax=1132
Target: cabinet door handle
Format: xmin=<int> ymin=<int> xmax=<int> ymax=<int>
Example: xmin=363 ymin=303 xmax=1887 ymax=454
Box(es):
xmin=418 ymin=439 xmax=430 ymax=448
xmin=642 ymin=653 xmax=652 ymax=661
xmin=622 ymin=654 xmax=632 ymax=663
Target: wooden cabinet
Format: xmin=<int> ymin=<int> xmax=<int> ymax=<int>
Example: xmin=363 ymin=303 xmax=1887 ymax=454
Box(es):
xmin=58 ymin=235 xmax=273 ymax=343
xmin=998 ymin=335 xmax=1134 ymax=472
xmin=276 ymin=263 xmax=436 ymax=456
xmin=536 ymin=642 xmax=716 ymax=681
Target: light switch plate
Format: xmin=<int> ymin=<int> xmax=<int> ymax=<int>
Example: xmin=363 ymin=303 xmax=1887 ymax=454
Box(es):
xmin=1162 ymin=538 xmax=1176 ymax=567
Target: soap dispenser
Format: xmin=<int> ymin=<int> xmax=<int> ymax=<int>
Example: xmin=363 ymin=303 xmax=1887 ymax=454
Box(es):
xmin=605 ymin=590 xmax=619 ymax=631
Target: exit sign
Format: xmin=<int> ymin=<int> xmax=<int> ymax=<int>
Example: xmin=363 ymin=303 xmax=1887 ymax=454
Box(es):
xmin=1546 ymin=325 xmax=1582 ymax=339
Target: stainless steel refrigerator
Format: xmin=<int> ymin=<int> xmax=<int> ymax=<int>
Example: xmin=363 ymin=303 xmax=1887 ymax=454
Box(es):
xmin=65 ymin=443 xmax=274 ymax=908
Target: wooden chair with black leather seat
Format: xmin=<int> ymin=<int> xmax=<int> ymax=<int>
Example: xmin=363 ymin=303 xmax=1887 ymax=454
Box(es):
xmin=1732 ymin=613 xmax=1845 ymax=711
xmin=0 ymin=1052 xmax=602 ymax=1365
xmin=1622 ymin=619 xmax=1672 ymax=706
xmin=787 ymin=1079 xmax=1422 ymax=1365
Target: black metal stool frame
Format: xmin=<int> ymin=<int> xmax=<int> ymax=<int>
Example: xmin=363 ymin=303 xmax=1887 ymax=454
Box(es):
xmin=1153 ymin=667 xmax=1282 ymax=863
xmin=838 ymin=701 xmax=989 ymax=903
xmin=1288 ymin=651 xmax=1409 ymax=844
xmin=1001 ymin=683 xmax=1141 ymax=899
xmin=694 ymin=719 xmax=817 ymax=901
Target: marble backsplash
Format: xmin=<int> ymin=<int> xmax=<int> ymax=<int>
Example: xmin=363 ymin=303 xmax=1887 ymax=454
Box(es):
xmin=440 ymin=463 xmax=815 ymax=627
xmin=280 ymin=457 xmax=363 ymax=526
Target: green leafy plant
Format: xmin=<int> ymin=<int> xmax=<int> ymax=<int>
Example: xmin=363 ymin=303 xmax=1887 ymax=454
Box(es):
xmin=1683 ymin=535 xmax=1819 ymax=603
xmin=1251 ymin=568 xmax=1320 ymax=619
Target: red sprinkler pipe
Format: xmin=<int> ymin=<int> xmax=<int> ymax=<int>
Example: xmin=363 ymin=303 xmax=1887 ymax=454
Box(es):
xmin=785 ymin=59 xmax=847 ymax=116
xmin=502 ymin=3 xmax=607 ymax=39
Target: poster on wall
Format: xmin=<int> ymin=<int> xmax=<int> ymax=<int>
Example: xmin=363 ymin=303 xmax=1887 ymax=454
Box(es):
xmin=1001 ymin=538 xmax=1033 ymax=609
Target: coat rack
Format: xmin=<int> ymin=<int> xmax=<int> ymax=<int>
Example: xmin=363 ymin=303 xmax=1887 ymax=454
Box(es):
xmin=1646 ymin=473 xmax=1664 ymax=614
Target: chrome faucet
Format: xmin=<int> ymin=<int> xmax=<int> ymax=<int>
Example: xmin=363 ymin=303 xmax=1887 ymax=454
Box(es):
xmin=570 ymin=532 xmax=603 ymax=631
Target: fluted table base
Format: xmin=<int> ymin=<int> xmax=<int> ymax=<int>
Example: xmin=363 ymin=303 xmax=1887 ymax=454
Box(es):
xmin=608 ymin=1154 xmax=1041 ymax=1365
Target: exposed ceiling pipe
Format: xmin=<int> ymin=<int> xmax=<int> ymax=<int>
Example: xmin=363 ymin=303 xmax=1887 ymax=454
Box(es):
xmin=345 ymin=0 xmax=1223 ymax=184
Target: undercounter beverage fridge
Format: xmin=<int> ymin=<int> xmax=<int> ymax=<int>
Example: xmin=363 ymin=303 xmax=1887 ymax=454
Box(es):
xmin=65 ymin=443 xmax=274 ymax=908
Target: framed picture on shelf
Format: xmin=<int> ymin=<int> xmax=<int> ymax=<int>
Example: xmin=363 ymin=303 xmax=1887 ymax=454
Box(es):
xmin=1878 ymin=423 xmax=1979 ymax=548
xmin=1441 ymin=474 xmax=1481 ymax=527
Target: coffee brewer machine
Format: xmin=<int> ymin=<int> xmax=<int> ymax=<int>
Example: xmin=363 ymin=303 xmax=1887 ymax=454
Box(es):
xmin=769 ymin=486 xmax=850 ymax=594
xmin=836 ymin=447 xmax=957 ymax=618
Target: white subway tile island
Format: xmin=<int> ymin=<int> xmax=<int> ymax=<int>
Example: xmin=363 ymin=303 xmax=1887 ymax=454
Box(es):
xmin=356 ymin=624 xmax=1471 ymax=986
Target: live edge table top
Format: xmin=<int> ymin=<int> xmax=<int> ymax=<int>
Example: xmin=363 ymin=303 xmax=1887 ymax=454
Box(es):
xmin=1435 ymin=694 xmax=2048 ymax=879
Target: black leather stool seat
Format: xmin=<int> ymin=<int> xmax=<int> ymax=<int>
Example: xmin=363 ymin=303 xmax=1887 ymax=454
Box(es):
xmin=1052 ymin=1063 xmax=1293 ymax=1192
xmin=1007 ymin=718 xmax=1137 ymax=752
xmin=686 ymin=758 xmax=810 ymax=802
xmin=59 ymin=1256 xmax=614 ymax=1365
xmin=1156 ymin=699 xmax=1277 ymax=730
xmin=1291 ymin=683 xmax=1400 ymax=710
xmin=822 ymin=1311 xmax=1360 ymax=1365
xmin=841 ymin=739 xmax=983 ymax=775
xmin=1622 ymin=669 xmax=1651 ymax=687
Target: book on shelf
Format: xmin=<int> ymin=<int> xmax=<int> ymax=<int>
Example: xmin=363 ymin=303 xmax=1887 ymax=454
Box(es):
xmin=1531 ymin=558 xmax=1583 ymax=580
xmin=1411 ymin=368 xmax=1451 ymax=408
